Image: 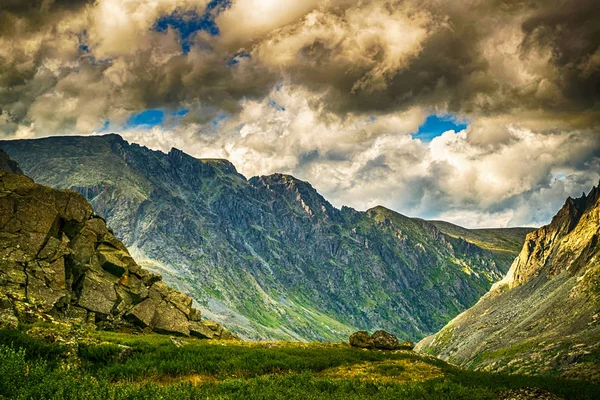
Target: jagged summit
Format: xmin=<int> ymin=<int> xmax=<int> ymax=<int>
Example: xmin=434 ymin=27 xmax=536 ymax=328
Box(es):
xmin=417 ymin=181 xmax=600 ymax=381
xmin=250 ymin=173 xmax=339 ymax=220
xmin=168 ymin=147 xmax=241 ymax=176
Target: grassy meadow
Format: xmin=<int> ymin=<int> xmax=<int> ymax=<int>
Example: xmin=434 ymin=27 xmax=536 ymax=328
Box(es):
xmin=0 ymin=328 xmax=598 ymax=400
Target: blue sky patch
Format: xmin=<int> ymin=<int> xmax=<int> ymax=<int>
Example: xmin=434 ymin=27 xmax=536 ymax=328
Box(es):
xmin=153 ymin=0 xmax=231 ymax=53
xmin=123 ymin=108 xmax=190 ymax=129
xmin=126 ymin=109 xmax=165 ymax=128
xmin=413 ymin=114 xmax=468 ymax=141
xmin=173 ymin=109 xmax=189 ymax=117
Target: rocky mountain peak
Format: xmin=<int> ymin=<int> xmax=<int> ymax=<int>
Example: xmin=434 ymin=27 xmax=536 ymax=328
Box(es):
xmin=417 ymin=181 xmax=600 ymax=381
xmin=167 ymin=147 xmax=242 ymax=178
xmin=250 ymin=173 xmax=338 ymax=220
xmin=501 ymin=181 xmax=600 ymax=289
xmin=549 ymin=182 xmax=599 ymax=235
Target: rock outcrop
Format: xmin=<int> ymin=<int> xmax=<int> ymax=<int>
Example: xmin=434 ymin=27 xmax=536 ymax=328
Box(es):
xmin=0 ymin=163 xmax=236 ymax=340
xmin=417 ymin=182 xmax=600 ymax=382
xmin=349 ymin=330 xmax=414 ymax=350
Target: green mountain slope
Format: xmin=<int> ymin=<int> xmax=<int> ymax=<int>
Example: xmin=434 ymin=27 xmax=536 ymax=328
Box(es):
xmin=1 ymin=134 xmax=530 ymax=341
xmin=417 ymin=183 xmax=600 ymax=381
xmin=428 ymin=220 xmax=534 ymax=269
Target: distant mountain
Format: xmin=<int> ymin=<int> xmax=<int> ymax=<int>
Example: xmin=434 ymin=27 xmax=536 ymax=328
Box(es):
xmin=417 ymin=183 xmax=600 ymax=382
xmin=1 ymin=134 xmax=532 ymax=341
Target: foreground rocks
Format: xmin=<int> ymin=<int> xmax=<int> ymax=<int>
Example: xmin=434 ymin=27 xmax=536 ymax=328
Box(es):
xmin=349 ymin=330 xmax=414 ymax=350
xmin=0 ymin=161 xmax=237 ymax=341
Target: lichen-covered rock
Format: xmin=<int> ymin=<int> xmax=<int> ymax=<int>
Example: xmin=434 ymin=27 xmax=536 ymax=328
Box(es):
xmin=349 ymin=330 xmax=406 ymax=350
xmin=153 ymin=301 xmax=190 ymax=336
xmin=189 ymin=321 xmax=215 ymax=339
xmin=349 ymin=330 xmax=373 ymax=348
xmin=398 ymin=341 xmax=415 ymax=350
xmin=371 ymin=330 xmax=400 ymax=350
xmin=0 ymin=161 xmax=232 ymax=340
xmin=78 ymin=273 xmax=118 ymax=315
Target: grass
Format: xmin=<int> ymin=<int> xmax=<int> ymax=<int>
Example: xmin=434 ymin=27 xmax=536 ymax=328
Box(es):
xmin=0 ymin=329 xmax=598 ymax=400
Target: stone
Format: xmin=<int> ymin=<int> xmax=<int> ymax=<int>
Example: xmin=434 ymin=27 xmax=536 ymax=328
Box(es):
xmin=189 ymin=321 xmax=215 ymax=339
xmin=349 ymin=330 xmax=405 ymax=350
xmin=170 ymin=336 xmax=187 ymax=347
xmin=126 ymin=298 xmax=157 ymax=327
xmin=203 ymin=320 xmax=221 ymax=331
xmin=371 ymin=330 xmax=400 ymax=350
xmin=153 ymin=301 xmax=190 ymax=336
xmin=166 ymin=290 xmax=193 ymax=316
xmin=349 ymin=330 xmax=372 ymax=348
xmin=78 ymin=274 xmax=117 ymax=315
xmin=220 ymin=329 xmax=238 ymax=341
xmin=97 ymin=248 xmax=128 ymax=278
xmin=189 ymin=307 xmax=202 ymax=322
xmin=398 ymin=341 xmax=415 ymax=350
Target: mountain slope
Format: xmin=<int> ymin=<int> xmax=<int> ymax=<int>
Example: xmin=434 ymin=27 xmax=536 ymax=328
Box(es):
xmin=2 ymin=134 xmax=529 ymax=341
xmin=0 ymin=155 xmax=233 ymax=339
xmin=417 ymin=183 xmax=600 ymax=381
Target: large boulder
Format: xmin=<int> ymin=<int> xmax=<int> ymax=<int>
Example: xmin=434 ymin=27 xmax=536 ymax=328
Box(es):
xmin=371 ymin=330 xmax=400 ymax=350
xmin=349 ymin=330 xmax=373 ymax=348
xmin=0 ymin=161 xmax=235 ymax=341
xmin=349 ymin=330 xmax=408 ymax=350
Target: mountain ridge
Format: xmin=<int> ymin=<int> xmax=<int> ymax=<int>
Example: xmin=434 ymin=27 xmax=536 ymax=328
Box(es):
xmin=417 ymin=181 xmax=600 ymax=381
xmin=1 ymin=134 xmax=533 ymax=341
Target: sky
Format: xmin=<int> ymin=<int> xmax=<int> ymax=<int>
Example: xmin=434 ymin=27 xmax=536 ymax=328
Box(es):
xmin=1 ymin=0 xmax=599 ymax=228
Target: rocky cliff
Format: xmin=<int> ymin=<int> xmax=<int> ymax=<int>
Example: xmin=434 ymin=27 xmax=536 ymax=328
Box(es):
xmin=0 ymin=135 xmax=532 ymax=341
xmin=417 ymin=183 xmax=600 ymax=381
xmin=0 ymin=157 xmax=235 ymax=340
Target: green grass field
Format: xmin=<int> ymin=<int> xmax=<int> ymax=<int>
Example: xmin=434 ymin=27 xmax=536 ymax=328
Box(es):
xmin=0 ymin=329 xmax=597 ymax=400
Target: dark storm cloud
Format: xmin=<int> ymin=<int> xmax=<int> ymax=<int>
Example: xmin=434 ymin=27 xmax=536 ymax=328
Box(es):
xmin=246 ymin=0 xmax=600 ymax=128
xmin=520 ymin=0 xmax=600 ymax=109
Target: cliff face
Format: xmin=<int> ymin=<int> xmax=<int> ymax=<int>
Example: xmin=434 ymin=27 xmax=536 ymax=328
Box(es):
xmin=417 ymin=183 xmax=600 ymax=381
xmin=0 ymin=164 xmax=234 ymax=340
xmin=1 ymin=135 xmax=531 ymax=341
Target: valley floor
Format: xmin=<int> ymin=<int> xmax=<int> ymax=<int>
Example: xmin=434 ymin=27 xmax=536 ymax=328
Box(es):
xmin=0 ymin=328 xmax=597 ymax=400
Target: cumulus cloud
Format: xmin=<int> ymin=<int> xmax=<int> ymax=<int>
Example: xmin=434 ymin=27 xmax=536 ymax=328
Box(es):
xmin=0 ymin=0 xmax=599 ymax=226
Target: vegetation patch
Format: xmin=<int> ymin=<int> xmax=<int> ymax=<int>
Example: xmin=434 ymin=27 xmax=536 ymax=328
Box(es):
xmin=0 ymin=330 xmax=599 ymax=399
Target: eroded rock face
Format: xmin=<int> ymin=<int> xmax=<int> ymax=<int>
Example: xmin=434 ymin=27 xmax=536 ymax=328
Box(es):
xmin=417 ymin=183 xmax=600 ymax=382
xmin=0 ymin=167 xmax=237 ymax=340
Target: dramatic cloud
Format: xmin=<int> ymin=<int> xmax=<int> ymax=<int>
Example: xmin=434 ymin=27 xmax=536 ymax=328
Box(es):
xmin=0 ymin=0 xmax=599 ymax=226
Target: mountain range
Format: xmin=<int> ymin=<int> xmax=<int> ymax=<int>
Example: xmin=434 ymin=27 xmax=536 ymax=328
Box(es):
xmin=0 ymin=134 xmax=533 ymax=341
xmin=417 ymin=182 xmax=600 ymax=381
